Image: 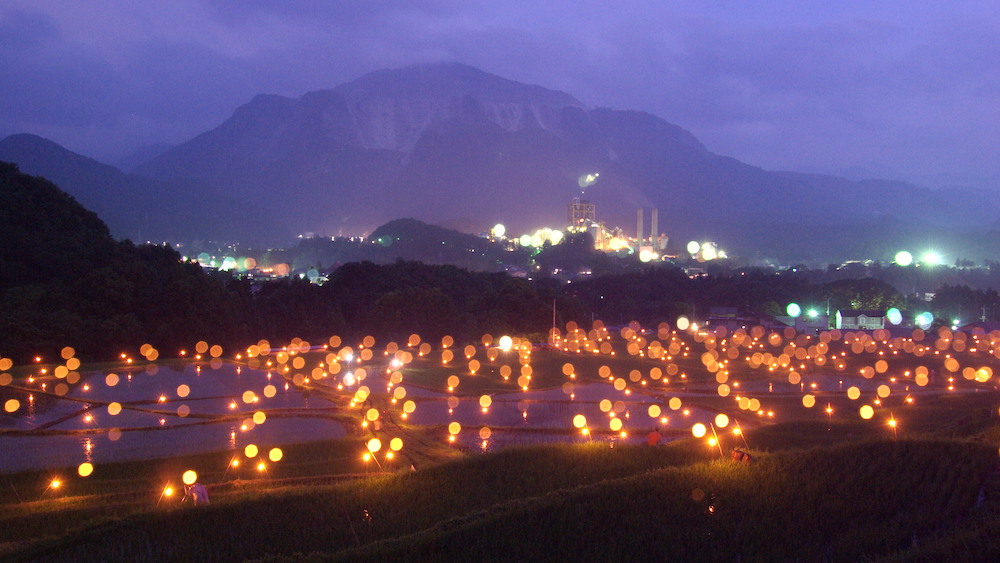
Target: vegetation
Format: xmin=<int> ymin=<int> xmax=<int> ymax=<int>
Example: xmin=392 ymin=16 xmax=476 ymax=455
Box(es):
xmin=327 ymin=441 xmax=994 ymax=562
xmin=0 ymin=162 xmax=243 ymax=361
xmin=5 ymin=161 xmax=1000 ymax=364
xmin=0 ymin=164 xmax=553 ymax=361
xmin=2 ymin=433 xmax=995 ymax=562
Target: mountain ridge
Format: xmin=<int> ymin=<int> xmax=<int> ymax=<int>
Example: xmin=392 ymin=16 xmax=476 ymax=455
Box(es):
xmin=0 ymin=134 xmax=285 ymax=244
xmin=3 ymin=62 xmax=999 ymax=262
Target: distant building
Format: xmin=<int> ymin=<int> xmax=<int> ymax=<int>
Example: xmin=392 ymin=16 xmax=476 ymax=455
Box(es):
xmin=635 ymin=207 xmax=663 ymax=249
xmin=835 ymin=309 xmax=886 ymax=330
xmin=775 ymin=315 xmax=831 ymax=333
xmin=594 ymin=224 xmax=629 ymax=252
xmin=684 ymin=267 xmax=707 ymax=279
xmin=567 ymin=198 xmax=596 ymax=231
xmin=705 ymin=307 xmax=740 ymax=330
xmin=565 ymin=197 xmax=666 ymax=254
xmin=705 ymin=307 xmax=785 ymax=332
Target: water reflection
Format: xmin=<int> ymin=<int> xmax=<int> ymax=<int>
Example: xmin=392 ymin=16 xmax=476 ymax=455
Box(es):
xmin=2 ymin=362 xmax=346 ymax=472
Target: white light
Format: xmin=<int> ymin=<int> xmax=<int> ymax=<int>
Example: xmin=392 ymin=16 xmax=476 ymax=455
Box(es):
xmin=887 ymin=308 xmax=903 ymax=325
xmin=915 ymin=312 xmax=933 ymax=330
xmin=701 ymin=243 xmax=717 ymax=261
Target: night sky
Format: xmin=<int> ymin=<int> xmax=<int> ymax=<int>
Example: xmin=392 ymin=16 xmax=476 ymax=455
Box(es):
xmin=2 ymin=1 xmax=997 ymax=189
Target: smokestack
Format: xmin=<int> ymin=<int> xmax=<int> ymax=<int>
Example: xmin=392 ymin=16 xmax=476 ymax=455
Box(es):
xmin=650 ymin=208 xmax=658 ymax=243
xmin=636 ymin=209 xmax=644 ymax=245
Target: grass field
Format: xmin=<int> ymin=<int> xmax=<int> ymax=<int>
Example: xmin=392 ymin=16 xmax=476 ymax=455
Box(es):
xmin=3 ymin=430 xmax=997 ymax=562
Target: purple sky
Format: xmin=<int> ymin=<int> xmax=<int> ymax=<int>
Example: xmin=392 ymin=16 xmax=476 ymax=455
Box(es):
xmin=2 ymin=1 xmax=997 ymax=189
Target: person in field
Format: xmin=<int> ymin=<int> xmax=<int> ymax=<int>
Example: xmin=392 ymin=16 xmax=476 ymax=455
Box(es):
xmin=183 ymin=482 xmax=210 ymax=505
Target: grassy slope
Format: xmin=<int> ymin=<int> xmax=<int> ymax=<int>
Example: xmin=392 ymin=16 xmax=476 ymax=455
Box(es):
xmin=316 ymin=440 xmax=995 ymax=562
xmin=879 ymin=450 xmax=1000 ymax=563
xmin=7 ymin=442 xmax=704 ymax=561
xmin=7 ymin=433 xmax=996 ymax=562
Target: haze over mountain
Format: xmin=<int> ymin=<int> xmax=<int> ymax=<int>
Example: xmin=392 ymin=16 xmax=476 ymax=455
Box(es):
xmin=0 ymin=134 xmax=281 ymax=243
xmin=4 ymin=63 xmax=999 ymax=261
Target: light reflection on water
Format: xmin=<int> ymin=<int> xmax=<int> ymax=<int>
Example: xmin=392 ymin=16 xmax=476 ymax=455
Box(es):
xmin=5 ymin=360 xmax=735 ymax=473
xmin=1 ymin=362 xmax=346 ymax=472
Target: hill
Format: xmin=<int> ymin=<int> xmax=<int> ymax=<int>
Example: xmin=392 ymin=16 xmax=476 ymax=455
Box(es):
xmin=0 ymin=135 xmax=144 ymax=239
xmin=0 ymin=162 xmax=243 ymax=360
xmin=0 ymin=162 xmax=116 ymax=289
xmin=4 ymin=438 xmax=995 ymax=561
xmin=262 ymin=218 xmax=527 ymax=275
xmin=0 ymin=167 xmax=557 ymax=359
xmin=0 ymin=134 xmax=283 ymax=243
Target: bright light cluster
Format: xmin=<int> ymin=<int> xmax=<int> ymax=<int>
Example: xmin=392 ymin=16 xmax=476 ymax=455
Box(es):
xmin=518 ymin=228 xmax=564 ymax=248
xmin=687 ymin=241 xmax=726 ymax=261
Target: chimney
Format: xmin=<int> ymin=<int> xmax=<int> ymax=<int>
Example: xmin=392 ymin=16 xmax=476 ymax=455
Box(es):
xmin=636 ymin=209 xmax=644 ymax=245
xmin=650 ymin=208 xmax=658 ymax=243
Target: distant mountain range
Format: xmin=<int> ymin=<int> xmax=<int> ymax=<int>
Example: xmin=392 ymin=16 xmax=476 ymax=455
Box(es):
xmin=3 ymin=62 xmax=998 ymax=262
xmin=0 ymin=134 xmax=282 ymax=243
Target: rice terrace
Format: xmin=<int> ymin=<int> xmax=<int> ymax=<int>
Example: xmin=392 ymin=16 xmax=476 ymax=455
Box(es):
xmin=1 ymin=320 xmax=999 ymax=561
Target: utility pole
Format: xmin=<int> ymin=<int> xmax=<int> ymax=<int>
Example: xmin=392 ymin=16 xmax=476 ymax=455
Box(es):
xmin=551 ymin=299 xmax=557 ymax=345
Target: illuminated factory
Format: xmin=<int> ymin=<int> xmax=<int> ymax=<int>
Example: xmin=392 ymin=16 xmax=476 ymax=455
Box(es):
xmin=567 ymin=197 xmax=625 ymax=251
xmin=566 ymin=197 xmax=667 ymax=256
xmin=636 ymin=207 xmax=668 ymax=256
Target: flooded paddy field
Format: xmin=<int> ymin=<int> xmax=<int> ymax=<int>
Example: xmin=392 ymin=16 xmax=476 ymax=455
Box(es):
xmin=2 ymin=322 xmax=998 ymax=475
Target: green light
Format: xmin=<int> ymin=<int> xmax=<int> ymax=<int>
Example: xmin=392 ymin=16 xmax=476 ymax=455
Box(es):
xmin=894 ymin=251 xmax=913 ymax=266
xmin=786 ymin=303 xmax=801 ymax=318
xmin=921 ymin=251 xmax=942 ymax=266
xmin=807 ymin=309 xmax=818 ymax=318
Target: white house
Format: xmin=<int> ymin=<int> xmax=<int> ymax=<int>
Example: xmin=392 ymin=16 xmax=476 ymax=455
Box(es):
xmin=835 ymin=309 xmax=886 ymax=330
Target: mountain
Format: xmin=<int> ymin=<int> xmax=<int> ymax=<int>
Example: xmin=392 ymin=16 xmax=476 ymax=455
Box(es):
xmin=134 ymin=63 xmax=999 ymax=251
xmin=6 ymin=63 xmax=1000 ymax=261
xmin=0 ymin=134 xmax=140 ymax=237
xmin=0 ymin=160 xmax=252 ymax=361
xmin=0 ymin=134 xmax=283 ymax=243
xmin=115 ymin=143 xmax=173 ymax=173
xmin=133 ymin=63 xmax=594 ymax=236
xmin=0 ymin=161 xmax=116 ymax=289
